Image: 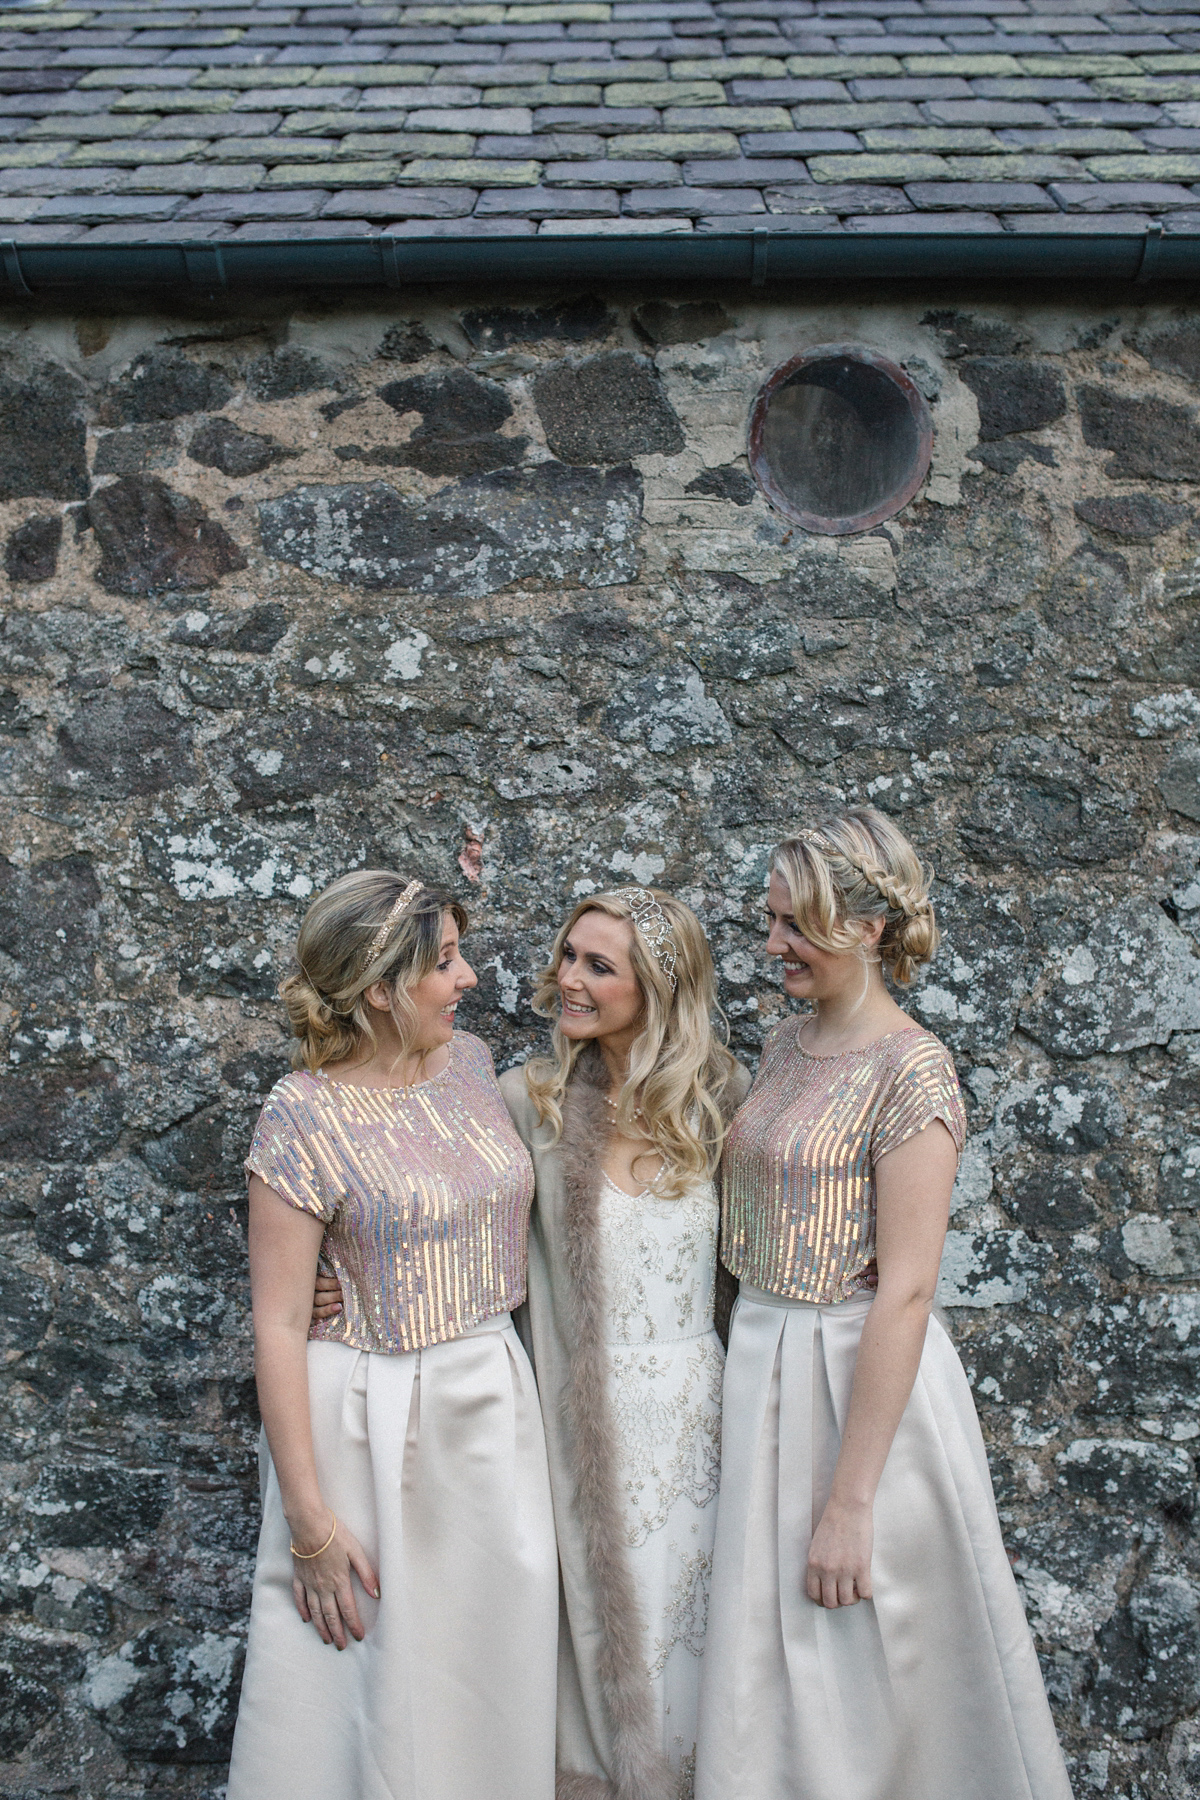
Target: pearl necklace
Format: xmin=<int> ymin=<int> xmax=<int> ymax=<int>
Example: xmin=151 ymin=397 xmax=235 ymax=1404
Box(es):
xmin=603 ymin=1093 xmax=644 ymax=1120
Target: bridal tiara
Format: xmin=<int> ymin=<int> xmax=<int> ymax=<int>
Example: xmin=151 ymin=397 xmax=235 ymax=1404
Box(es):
xmin=612 ymin=886 xmax=678 ymax=991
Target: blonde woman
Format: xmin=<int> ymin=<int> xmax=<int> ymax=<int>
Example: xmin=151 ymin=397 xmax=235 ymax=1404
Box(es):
xmin=502 ymin=889 xmax=749 ymax=1800
xmin=696 ymin=809 xmax=1071 ymax=1800
xmin=227 ymin=871 xmax=557 ymax=1800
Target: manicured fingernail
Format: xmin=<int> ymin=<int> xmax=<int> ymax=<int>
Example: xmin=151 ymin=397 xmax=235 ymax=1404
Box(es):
xmin=374 ymin=1587 xmax=380 ymax=1599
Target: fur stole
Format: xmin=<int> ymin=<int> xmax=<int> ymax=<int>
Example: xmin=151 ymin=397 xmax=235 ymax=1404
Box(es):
xmin=555 ymin=1048 xmax=676 ymax=1800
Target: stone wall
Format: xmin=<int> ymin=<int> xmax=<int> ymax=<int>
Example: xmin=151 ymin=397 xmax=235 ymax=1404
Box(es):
xmin=0 ymin=282 xmax=1198 ymax=1798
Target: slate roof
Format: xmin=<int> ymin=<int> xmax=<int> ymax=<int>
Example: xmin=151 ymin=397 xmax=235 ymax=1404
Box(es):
xmin=4 ymin=0 xmax=1200 ymax=243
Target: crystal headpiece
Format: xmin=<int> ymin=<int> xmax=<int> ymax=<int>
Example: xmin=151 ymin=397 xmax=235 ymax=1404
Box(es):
xmin=364 ymin=879 xmax=423 ymax=966
xmin=796 ymin=827 xmax=834 ymax=854
xmin=612 ymin=886 xmax=677 ymax=991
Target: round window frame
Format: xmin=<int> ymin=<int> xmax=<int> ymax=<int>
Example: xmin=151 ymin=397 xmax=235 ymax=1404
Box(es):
xmin=747 ymin=343 xmax=934 ymax=537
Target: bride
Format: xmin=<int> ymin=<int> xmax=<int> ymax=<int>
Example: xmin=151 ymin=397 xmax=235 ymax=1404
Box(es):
xmin=501 ymin=887 xmax=746 ymax=1800
xmin=313 ymin=885 xmax=746 ymax=1800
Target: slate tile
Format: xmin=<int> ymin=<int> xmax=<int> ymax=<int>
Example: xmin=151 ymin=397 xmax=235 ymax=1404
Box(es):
xmin=393 ymin=152 xmax=542 ymax=177
xmin=862 ymin=124 xmax=1001 ymax=143
xmin=996 ymin=124 xmax=1140 ymax=143
xmin=230 ymin=215 xmax=379 ymax=232
xmin=537 ymin=211 xmax=691 ymax=227
xmin=1050 ymin=173 xmax=1199 ymax=199
xmin=848 ymin=75 xmax=974 ymax=93
xmin=532 ymin=102 xmax=658 ymax=124
xmin=906 ymin=175 xmax=1057 ymax=202
xmin=476 ymin=129 xmax=604 ymax=151
xmin=475 ymin=179 xmax=619 ymax=206
xmin=608 ymin=126 xmax=741 ymax=149
xmin=406 ymin=103 xmax=534 ymax=126
xmin=33 ymin=190 xmax=183 ymax=218
xmin=386 ymin=212 xmax=537 ymax=229
xmin=694 ymin=206 xmax=838 ymax=224
xmin=844 ymin=204 xmax=1003 ymax=224
xmin=542 ymin=153 xmax=682 ymax=176
xmin=924 ymin=97 xmax=1056 ymax=117
xmin=806 ymin=147 xmax=948 ymax=174
xmin=765 ymin=177 xmax=914 ymax=207
xmin=740 ymin=127 xmax=859 ymax=146
xmin=1087 ymin=147 xmax=1200 ymax=170
xmin=179 ymin=188 xmax=327 ymax=215
xmin=322 ymin=180 xmax=476 ymax=210
xmin=623 ymin=179 xmax=764 ymax=205
xmin=1001 ymin=206 xmax=1151 ymax=225
xmin=685 ymin=152 xmax=809 ymax=174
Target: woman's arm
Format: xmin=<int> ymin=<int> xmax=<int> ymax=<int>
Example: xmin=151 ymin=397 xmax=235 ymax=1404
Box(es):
xmin=805 ymin=1120 xmax=959 ymax=1610
xmin=249 ymin=1175 xmax=378 ymax=1645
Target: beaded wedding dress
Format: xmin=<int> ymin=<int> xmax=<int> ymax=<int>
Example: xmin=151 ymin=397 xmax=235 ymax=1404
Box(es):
xmin=596 ymin=1171 xmax=724 ymax=1799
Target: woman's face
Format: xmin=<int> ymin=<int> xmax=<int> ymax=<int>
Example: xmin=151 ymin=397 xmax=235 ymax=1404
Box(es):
xmin=373 ymin=913 xmax=477 ymax=1053
xmin=556 ymin=909 xmax=645 ymax=1046
xmin=764 ymin=870 xmax=876 ymax=1004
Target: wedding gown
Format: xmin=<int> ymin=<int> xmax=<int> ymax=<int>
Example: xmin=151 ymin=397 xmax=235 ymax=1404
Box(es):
xmin=596 ymin=1170 xmax=724 ymax=1799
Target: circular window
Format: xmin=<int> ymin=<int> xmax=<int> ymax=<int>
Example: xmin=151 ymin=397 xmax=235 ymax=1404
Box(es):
xmin=748 ymin=345 xmax=933 ymax=536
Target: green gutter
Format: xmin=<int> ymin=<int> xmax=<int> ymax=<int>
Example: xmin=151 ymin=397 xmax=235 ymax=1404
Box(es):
xmin=0 ymin=225 xmax=1190 ymax=297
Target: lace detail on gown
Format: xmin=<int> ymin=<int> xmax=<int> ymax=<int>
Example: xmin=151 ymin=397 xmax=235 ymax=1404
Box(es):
xmin=597 ymin=1173 xmax=724 ymax=1800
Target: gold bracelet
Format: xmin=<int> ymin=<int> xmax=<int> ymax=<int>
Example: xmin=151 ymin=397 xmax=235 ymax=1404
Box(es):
xmin=290 ymin=1514 xmax=337 ymax=1559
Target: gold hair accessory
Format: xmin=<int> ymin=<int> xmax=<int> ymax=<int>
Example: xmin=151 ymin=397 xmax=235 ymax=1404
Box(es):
xmin=291 ymin=1514 xmax=337 ymax=1559
xmin=797 ymin=827 xmax=835 ymax=854
xmin=365 ymin=879 xmax=423 ymax=966
xmin=612 ymin=887 xmax=677 ymax=991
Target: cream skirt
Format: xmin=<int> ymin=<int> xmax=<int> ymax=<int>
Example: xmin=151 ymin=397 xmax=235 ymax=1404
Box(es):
xmin=695 ymin=1290 xmax=1073 ymax=1800
xmin=227 ymin=1319 xmax=558 ymax=1800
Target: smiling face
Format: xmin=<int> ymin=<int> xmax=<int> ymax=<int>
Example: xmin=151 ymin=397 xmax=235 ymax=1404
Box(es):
xmin=765 ymin=869 xmax=881 ymax=1004
xmin=368 ymin=912 xmax=477 ymax=1055
xmin=556 ymin=909 xmax=645 ymax=1050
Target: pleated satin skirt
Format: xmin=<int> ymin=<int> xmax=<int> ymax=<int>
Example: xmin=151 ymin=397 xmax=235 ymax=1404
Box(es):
xmin=695 ymin=1289 xmax=1073 ymax=1800
xmin=226 ymin=1318 xmax=558 ymax=1800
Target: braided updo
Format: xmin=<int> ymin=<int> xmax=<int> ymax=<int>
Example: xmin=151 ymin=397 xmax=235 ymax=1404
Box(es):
xmin=280 ymin=869 xmax=467 ymax=1073
xmin=772 ymin=807 xmax=939 ymax=986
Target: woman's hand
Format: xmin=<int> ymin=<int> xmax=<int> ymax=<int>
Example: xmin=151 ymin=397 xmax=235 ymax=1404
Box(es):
xmin=313 ymin=1272 xmax=344 ymax=1324
xmin=289 ymin=1511 xmax=380 ymax=1649
xmin=806 ymin=1497 xmax=873 ymax=1609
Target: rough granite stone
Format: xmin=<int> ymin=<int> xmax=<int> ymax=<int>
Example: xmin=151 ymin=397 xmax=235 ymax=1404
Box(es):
xmin=0 ymin=355 xmax=88 ymax=502
xmin=533 ymin=350 xmax=685 ymax=461
xmin=1078 ymin=382 xmax=1200 ymax=480
xmin=258 ymin=462 xmax=643 ymax=594
xmin=101 ymin=350 xmax=234 ymax=426
xmin=4 ymin=514 xmax=61 ymax=584
xmin=188 ymin=418 xmax=294 ymax=478
xmin=86 ymin=475 xmax=248 ymax=597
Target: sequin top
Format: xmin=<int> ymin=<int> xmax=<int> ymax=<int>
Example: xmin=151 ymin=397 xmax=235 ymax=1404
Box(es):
xmin=720 ymin=1019 xmax=965 ymax=1305
xmin=245 ymin=1032 xmax=534 ymax=1355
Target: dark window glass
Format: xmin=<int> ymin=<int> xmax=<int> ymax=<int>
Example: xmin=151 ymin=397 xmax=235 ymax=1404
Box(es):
xmin=749 ymin=348 xmax=932 ymax=536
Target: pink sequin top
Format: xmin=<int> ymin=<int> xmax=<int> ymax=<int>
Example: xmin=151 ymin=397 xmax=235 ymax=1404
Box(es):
xmin=245 ymin=1032 xmax=535 ymax=1355
xmin=721 ymin=1018 xmax=966 ymax=1305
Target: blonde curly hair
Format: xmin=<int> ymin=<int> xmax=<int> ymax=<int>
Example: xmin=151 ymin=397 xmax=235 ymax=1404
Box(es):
xmin=772 ymin=806 xmax=939 ymax=986
xmin=523 ymin=889 xmax=738 ymax=1203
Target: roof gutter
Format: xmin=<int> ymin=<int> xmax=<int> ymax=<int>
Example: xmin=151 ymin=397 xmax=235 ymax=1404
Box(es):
xmin=0 ymin=225 xmax=1191 ymax=298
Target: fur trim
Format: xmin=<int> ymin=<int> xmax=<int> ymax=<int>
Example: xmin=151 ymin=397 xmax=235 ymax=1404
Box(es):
xmin=557 ymin=1773 xmax=617 ymax=1800
xmin=558 ymin=1048 xmax=676 ymax=1800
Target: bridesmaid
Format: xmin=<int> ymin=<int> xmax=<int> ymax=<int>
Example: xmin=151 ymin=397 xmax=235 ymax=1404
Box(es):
xmin=504 ymin=889 xmax=748 ymax=1800
xmin=696 ymin=807 xmax=1072 ymax=1800
xmin=315 ymin=887 xmax=749 ymax=1798
xmin=227 ymin=871 xmax=557 ymax=1800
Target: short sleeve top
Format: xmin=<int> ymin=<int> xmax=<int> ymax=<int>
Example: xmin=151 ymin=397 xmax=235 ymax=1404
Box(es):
xmin=245 ymin=1032 xmax=535 ymax=1355
xmin=720 ymin=1018 xmax=965 ymax=1305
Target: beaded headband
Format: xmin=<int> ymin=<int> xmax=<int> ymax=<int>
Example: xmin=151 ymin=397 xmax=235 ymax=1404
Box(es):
xmin=612 ymin=886 xmax=678 ymax=991
xmin=364 ymin=878 xmax=424 ymax=966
